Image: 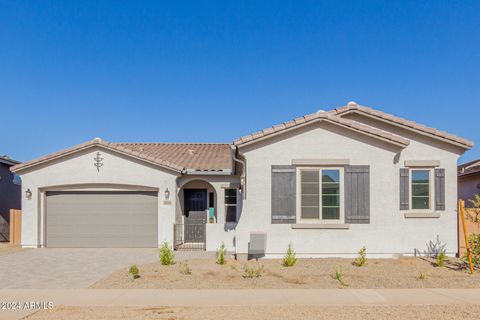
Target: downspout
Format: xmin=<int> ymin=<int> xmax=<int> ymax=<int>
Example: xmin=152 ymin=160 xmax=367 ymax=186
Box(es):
xmin=231 ymin=145 xmax=246 ymax=199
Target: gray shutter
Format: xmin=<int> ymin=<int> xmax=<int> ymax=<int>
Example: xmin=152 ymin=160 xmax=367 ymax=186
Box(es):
xmin=345 ymin=165 xmax=370 ymax=224
xmin=399 ymin=168 xmax=409 ymax=210
xmin=435 ymin=168 xmax=445 ymax=211
xmin=271 ymin=165 xmax=296 ymax=224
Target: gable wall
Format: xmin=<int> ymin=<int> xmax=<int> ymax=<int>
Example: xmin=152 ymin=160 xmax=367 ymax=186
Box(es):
xmin=236 ymin=120 xmax=460 ymax=257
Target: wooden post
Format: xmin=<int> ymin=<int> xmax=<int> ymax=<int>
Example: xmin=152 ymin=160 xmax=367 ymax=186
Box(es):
xmin=9 ymin=209 xmax=22 ymax=245
xmin=459 ymin=200 xmax=474 ymax=274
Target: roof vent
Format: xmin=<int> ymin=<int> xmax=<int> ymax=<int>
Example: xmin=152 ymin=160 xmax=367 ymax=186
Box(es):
xmin=317 ymin=109 xmax=326 ymax=113
xmin=93 ymin=137 xmax=102 ymax=143
xmin=187 ymin=149 xmax=196 ymax=156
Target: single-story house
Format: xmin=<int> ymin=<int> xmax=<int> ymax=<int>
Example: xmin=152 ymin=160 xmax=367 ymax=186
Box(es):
xmin=0 ymin=155 xmax=21 ymax=241
xmin=11 ymin=102 xmax=474 ymax=258
xmin=458 ymin=159 xmax=480 ymax=207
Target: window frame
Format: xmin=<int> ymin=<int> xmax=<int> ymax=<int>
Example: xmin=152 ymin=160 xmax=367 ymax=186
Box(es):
xmin=224 ymin=188 xmax=238 ymax=223
xmin=409 ymin=168 xmax=434 ymax=212
xmin=296 ymin=167 xmax=344 ymax=224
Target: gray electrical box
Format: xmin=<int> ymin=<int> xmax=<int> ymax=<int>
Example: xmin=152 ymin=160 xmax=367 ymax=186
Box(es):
xmin=248 ymin=232 xmax=266 ymax=259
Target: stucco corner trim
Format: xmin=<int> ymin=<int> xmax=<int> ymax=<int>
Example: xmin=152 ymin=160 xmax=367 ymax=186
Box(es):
xmin=404 ymin=160 xmax=440 ymax=167
xmin=404 ymin=212 xmax=441 ymax=219
xmin=291 ymin=159 xmax=350 ymax=166
xmin=291 ymin=223 xmax=350 ymax=229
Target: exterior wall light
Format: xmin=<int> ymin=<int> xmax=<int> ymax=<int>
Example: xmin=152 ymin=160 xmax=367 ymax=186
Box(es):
xmin=165 ymin=188 xmax=170 ymax=200
xmin=25 ymin=188 xmax=32 ymax=200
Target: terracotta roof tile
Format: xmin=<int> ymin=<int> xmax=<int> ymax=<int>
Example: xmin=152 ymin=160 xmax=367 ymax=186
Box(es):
xmin=331 ymin=102 xmax=473 ymax=149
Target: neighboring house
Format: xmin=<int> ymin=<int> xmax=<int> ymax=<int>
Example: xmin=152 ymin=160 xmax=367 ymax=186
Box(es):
xmin=11 ymin=102 xmax=474 ymax=258
xmin=458 ymin=159 xmax=480 ymax=207
xmin=0 ymin=155 xmax=21 ymax=241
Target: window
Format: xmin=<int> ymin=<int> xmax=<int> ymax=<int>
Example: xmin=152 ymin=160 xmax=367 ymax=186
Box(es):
xmin=224 ymin=189 xmax=237 ymax=223
xmin=299 ymin=168 xmax=343 ymax=222
xmin=12 ymin=174 xmax=22 ymax=185
xmin=411 ymin=169 xmax=431 ymax=210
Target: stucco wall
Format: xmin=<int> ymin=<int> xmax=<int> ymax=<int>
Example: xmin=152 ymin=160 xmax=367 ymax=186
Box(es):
xmin=0 ymin=163 xmax=21 ymax=223
xmin=236 ymin=120 xmax=461 ymax=257
xmin=17 ymin=147 xmax=179 ymax=248
xmin=458 ymin=174 xmax=480 ymax=207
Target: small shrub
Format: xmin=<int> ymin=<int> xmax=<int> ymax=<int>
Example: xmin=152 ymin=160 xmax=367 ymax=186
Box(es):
xmin=425 ymin=235 xmax=447 ymax=258
xmin=332 ymin=267 xmax=348 ymax=287
xmin=230 ymin=264 xmax=237 ymax=271
xmin=179 ymin=261 xmax=192 ymax=275
xmin=283 ymin=243 xmax=297 ymax=267
xmin=129 ymin=264 xmax=140 ymax=280
xmin=243 ymin=264 xmax=264 ymax=278
xmin=436 ymin=250 xmax=447 ymax=267
xmin=463 ymin=233 xmax=480 ymax=268
xmin=417 ymin=271 xmax=427 ymax=280
xmin=354 ymin=246 xmax=367 ymax=267
xmin=159 ymin=241 xmax=175 ymax=265
xmin=216 ymin=242 xmax=227 ymax=265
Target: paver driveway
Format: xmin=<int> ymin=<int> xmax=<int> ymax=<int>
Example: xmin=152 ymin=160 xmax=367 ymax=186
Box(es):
xmin=0 ymin=248 xmax=160 ymax=289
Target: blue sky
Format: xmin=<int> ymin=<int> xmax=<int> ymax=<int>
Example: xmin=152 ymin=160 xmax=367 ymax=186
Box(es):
xmin=1 ymin=1 xmax=479 ymax=163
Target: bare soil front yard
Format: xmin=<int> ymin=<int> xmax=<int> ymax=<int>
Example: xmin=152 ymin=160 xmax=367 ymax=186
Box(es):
xmin=24 ymin=305 xmax=480 ymax=320
xmin=90 ymin=257 xmax=480 ymax=289
xmin=0 ymin=243 xmax=26 ymax=256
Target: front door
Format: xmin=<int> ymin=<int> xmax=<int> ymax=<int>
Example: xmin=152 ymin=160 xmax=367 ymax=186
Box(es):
xmin=184 ymin=189 xmax=207 ymax=243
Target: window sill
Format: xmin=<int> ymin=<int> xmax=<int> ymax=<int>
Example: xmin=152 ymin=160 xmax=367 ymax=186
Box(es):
xmin=291 ymin=223 xmax=350 ymax=229
xmin=404 ymin=212 xmax=440 ymax=219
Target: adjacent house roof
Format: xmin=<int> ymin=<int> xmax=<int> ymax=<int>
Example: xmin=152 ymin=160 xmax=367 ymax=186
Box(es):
xmin=331 ymin=102 xmax=474 ymax=150
xmin=11 ymin=138 xmax=232 ymax=174
xmin=458 ymin=159 xmax=480 ymax=177
xmin=234 ymin=111 xmax=410 ymax=148
xmin=0 ymin=155 xmax=20 ymax=166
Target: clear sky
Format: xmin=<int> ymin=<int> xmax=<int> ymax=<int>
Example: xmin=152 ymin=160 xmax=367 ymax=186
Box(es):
xmin=1 ymin=1 xmax=479 ymax=163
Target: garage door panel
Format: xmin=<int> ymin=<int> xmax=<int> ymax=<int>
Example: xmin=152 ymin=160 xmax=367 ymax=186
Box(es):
xmin=46 ymin=191 xmax=158 ymax=248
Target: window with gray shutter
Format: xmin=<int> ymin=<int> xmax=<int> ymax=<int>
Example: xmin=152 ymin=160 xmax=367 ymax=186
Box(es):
xmin=345 ymin=165 xmax=370 ymax=224
xmin=434 ymin=168 xmax=445 ymax=211
xmin=399 ymin=168 xmax=409 ymax=210
xmin=271 ymin=165 xmax=296 ymax=224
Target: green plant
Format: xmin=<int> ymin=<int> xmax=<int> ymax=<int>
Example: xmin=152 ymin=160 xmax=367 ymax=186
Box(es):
xmin=436 ymin=250 xmax=447 ymax=267
xmin=216 ymin=242 xmax=227 ymax=265
xmin=243 ymin=264 xmax=264 ymax=278
xmin=354 ymin=246 xmax=367 ymax=267
xmin=332 ymin=267 xmax=348 ymax=287
xmin=417 ymin=271 xmax=427 ymax=280
xmin=463 ymin=233 xmax=480 ymax=267
xmin=179 ymin=261 xmax=192 ymax=275
xmin=129 ymin=265 xmax=140 ymax=280
xmin=159 ymin=241 xmax=175 ymax=265
xmin=283 ymin=243 xmax=297 ymax=267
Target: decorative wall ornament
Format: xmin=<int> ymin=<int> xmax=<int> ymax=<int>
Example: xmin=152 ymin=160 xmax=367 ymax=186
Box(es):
xmin=94 ymin=152 xmax=104 ymax=172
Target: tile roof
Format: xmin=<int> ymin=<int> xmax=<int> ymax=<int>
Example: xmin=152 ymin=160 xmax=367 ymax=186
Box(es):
xmin=458 ymin=159 xmax=480 ymax=177
xmin=11 ymin=138 xmax=232 ymax=173
xmin=234 ymin=111 xmax=411 ymax=147
xmin=0 ymin=155 xmax=20 ymax=166
xmin=332 ymin=101 xmax=474 ymax=149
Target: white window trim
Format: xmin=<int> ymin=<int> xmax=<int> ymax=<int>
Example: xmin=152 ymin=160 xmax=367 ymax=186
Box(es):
xmin=224 ymin=188 xmax=238 ymax=223
xmin=296 ymin=167 xmax=345 ymax=224
xmin=409 ymin=168 xmax=435 ymax=212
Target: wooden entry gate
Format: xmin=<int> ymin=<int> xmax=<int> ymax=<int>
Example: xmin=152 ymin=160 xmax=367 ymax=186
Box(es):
xmin=9 ymin=209 xmax=21 ymax=245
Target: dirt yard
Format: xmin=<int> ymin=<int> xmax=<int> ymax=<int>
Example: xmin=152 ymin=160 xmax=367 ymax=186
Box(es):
xmin=24 ymin=305 xmax=480 ymax=320
xmin=90 ymin=257 xmax=480 ymax=289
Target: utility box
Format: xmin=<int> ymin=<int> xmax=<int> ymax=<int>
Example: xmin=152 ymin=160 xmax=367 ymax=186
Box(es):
xmin=248 ymin=231 xmax=266 ymax=259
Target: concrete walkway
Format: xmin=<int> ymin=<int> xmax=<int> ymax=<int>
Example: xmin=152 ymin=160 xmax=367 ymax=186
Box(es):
xmin=1 ymin=289 xmax=480 ymax=320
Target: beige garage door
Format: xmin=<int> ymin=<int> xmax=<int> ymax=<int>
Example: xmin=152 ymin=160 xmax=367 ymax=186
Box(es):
xmin=46 ymin=191 xmax=158 ymax=248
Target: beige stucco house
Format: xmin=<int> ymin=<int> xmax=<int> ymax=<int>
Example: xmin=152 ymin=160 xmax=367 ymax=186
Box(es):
xmin=11 ymin=102 xmax=474 ymax=258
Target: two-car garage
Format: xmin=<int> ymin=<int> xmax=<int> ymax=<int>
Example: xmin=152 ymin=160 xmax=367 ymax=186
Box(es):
xmin=45 ymin=191 xmax=158 ymax=248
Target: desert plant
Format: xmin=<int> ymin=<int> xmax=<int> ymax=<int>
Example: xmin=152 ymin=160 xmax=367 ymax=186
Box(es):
xmin=354 ymin=246 xmax=367 ymax=267
xmin=417 ymin=271 xmax=427 ymax=280
xmin=159 ymin=241 xmax=175 ymax=265
xmin=436 ymin=250 xmax=447 ymax=267
xmin=332 ymin=267 xmax=348 ymax=287
xmin=216 ymin=242 xmax=227 ymax=265
xmin=243 ymin=264 xmax=264 ymax=278
xmin=129 ymin=264 xmax=140 ymax=280
xmin=179 ymin=261 xmax=192 ymax=275
xmin=283 ymin=243 xmax=297 ymax=267
xmin=425 ymin=235 xmax=447 ymax=258
xmin=463 ymin=233 xmax=480 ymax=267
